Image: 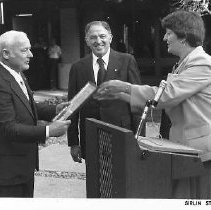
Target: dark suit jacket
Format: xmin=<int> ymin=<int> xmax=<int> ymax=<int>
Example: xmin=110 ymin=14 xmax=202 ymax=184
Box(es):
xmin=0 ymin=64 xmax=56 ymax=185
xmin=67 ymin=49 xmax=141 ymax=158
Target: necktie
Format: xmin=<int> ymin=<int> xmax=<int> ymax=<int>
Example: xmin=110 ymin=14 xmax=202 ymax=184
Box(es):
xmin=20 ymin=78 xmax=29 ymax=100
xmin=21 ymin=77 xmax=37 ymax=118
xmin=97 ymin=58 xmax=106 ymax=86
xmin=172 ymin=62 xmax=179 ymax=74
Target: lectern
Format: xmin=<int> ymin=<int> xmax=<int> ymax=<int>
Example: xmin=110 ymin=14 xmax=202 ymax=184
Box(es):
xmin=85 ymin=118 xmax=211 ymax=198
xmin=86 ymin=118 xmax=172 ymax=198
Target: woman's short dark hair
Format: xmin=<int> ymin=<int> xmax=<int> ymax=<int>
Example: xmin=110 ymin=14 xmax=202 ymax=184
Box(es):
xmin=85 ymin=21 xmax=112 ymax=38
xmin=161 ymin=10 xmax=205 ymax=47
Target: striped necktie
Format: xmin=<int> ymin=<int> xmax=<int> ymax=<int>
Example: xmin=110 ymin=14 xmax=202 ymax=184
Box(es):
xmin=19 ymin=77 xmax=29 ymax=100
xmin=97 ymin=57 xmax=106 ymax=86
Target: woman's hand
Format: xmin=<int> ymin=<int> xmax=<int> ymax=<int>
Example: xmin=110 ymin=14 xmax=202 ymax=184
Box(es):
xmin=94 ymin=80 xmax=131 ymax=103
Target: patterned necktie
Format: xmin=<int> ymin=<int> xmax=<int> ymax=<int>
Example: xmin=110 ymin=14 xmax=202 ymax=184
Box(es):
xmin=20 ymin=77 xmax=29 ymax=100
xmin=97 ymin=58 xmax=106 ymax=86
xmin=172 ymin=62 xmax=179 ymax=74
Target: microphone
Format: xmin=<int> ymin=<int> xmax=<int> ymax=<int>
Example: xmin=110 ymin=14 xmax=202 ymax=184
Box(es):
xmin=135 ymin=80 xmax=167 ymax=139
xmin=151 ymin=80 xmax=167 ymax=108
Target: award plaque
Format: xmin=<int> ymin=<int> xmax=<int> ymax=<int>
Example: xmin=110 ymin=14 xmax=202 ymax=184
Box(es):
xmin=52 ymin=82 xmax=97 ymax=121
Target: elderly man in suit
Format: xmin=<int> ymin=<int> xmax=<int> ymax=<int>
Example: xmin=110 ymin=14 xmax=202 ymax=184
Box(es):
xmin=0 ymin=30 xmax=71 ymax=197
xmin=67 ymin=21 xmax=141 ymax=163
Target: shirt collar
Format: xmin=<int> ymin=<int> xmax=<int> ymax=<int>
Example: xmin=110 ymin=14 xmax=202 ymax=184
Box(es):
xmin=0 ymin=61 xmax=23 ymax=81
xmin=92 ymin=48 xmax=110 ymax=66
xmin=179 ymin=46 xmax=204 ymax=67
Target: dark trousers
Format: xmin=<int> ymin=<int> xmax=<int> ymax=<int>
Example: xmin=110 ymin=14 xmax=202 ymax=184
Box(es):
xmin=0 ymin=178 xmax=34 ymax=198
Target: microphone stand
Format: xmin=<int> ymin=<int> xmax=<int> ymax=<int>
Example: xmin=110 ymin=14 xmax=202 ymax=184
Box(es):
xmin=135 ymin=100 xmax=153 ymax=160
xmin=135 ymin=80 xmax=167 ymax=140
xmin=135 ymin=99 xmax=152 ymax=140
xmin=135 ymin=99 xmax=152 ymax=160
xmin=135 ymin=80 xmax=167 ymax=159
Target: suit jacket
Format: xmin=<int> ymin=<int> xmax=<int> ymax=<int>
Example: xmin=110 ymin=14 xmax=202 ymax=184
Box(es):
xmin=67 ymin=49 xmax=141 ymax=158
xmin=0 ymin=64 xmax=56 ymax=185
xmin=130 ymin=46 xmax=211 ymax=153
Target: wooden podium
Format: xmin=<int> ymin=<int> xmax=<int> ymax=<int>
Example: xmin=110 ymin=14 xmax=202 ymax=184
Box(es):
xmin=85 ymin=118 xmax=211 ymax=198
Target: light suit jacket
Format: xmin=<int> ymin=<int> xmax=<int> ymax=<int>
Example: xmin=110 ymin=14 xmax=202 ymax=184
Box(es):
xmin=131 ymin=46 xmax=211 ymax=152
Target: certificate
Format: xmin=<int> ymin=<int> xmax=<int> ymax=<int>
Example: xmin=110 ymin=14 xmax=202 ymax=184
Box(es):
xmin=52 ymin=82 xmax=97 ymax=121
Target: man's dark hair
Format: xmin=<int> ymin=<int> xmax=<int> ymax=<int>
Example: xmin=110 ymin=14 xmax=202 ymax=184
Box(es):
xmin=85 ymin=21 xmax=112 ymax=38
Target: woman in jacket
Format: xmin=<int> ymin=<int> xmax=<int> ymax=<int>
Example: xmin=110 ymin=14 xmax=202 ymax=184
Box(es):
xmin=95 ymin=10 xmax=211 ymax=199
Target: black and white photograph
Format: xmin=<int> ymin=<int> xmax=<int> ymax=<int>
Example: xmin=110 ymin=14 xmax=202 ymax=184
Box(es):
xmin=0 ymin=0 xmax=211 ymax=210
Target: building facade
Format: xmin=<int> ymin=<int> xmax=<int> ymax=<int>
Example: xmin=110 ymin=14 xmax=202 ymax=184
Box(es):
xmin=1 ymin=0 xmax=211 ymax=89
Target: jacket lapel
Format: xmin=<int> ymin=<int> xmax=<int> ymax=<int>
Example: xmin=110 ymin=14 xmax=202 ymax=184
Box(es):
xmin=0 ymin=66 xmax=35 ymax=120
xmin=106 ymin=49 xmax=121 ymax=81
xmin=99 ymin=50 xmax=121 ymax=107
xmin=84 ymin=55 xmax=96 ymax=84
xmin=21 ymin=73 xmax=38 ymax=120
xmin=82 ymin=50 xmax=121 ymax=84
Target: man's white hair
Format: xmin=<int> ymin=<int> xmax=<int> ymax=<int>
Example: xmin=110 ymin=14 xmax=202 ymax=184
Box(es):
xmin=0 ymin=30 xmax=28 ymax=52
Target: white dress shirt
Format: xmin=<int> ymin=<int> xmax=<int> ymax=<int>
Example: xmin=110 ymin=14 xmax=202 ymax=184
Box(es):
xmin=0 ymin=62 xmax=29 ymax=100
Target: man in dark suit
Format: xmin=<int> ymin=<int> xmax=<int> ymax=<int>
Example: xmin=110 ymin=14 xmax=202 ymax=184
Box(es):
xmin=67 ymin=21 xmax=141 ymax=162
xmin=0 ymin=30 xmax=71 ymax=197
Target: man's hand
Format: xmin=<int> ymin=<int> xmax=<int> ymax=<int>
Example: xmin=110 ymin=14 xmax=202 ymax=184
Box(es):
xmin=70 ymin=145 xmax=82 ymax=163
xmin=49 ymin=120 xmax=71 ymax=137
xmin=56 ymin=101 xmax=71 ymax=114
